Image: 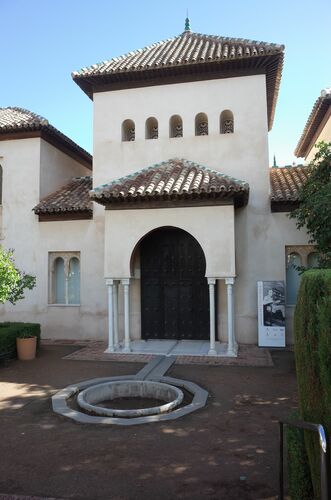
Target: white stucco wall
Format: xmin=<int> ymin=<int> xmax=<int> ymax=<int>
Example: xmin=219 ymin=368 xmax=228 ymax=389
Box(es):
xmin=40 ymin=139 xmax=91 ymax=198
xmin=0 ymin=137 xmax=106 ymax=340
xmin=93 ymin=75 xmax=270 ymax=190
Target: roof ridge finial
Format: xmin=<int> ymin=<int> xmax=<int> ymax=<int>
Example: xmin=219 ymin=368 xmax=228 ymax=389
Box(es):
xmin=184 ymin=10 xmax=191 ymax=32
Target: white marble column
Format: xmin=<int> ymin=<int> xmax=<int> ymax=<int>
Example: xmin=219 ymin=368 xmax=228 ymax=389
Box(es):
xmin=105 ymin=278 xmax=114 ymax=353
xmin=208 ymin=278 xmax=217 ymax=356
xmin=225 ymin=277 xmax=237 ymax=357
xmin=121 ymin=279 xmax=131 ymax=352
xmin=113 ymin=280 xmax=119 ymax=349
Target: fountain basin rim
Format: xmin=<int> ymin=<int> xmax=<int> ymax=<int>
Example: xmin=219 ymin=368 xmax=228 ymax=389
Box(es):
xmin=77 ymin=379 xmax=184 ymax=418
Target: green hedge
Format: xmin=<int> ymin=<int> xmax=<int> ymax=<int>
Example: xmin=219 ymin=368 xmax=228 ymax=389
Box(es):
xmin=293 ymin=269 xmax=331 ymax=498
xmin=286 ymin=413 xmax=314 ymax=500
xmin=0 ymin=322 xmax=41 ymax=358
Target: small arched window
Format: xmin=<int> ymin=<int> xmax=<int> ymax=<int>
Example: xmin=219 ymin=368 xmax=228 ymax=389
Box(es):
xmin=145 ymin=117 xmax=158 ymax=139
xmin=54 ymin=257 xmax=65 ymax=304
xmin=122 ymin=119 xmax=135 ymax=142
xmin=220 ymin=110 xmax=234 ymax=134
xmin=50 ymin=252 xmax=80 ymax=305
xmin=0 ymin=165 xmax=2 ymax=205
xmin=195 ymin=113 xmax=208 ymax=136
xmin=68 ymin=257 xmax=80 ymax=304
xmin=169 ymin=115 xmax=183 ymax=138
xmin=286 ymin=253 xmax=302 ymax=305
xmin=308 ymin=252 xmax=319 ymax=268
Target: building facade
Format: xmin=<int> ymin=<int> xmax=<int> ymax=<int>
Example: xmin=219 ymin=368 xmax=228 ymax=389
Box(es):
xmin=0 ymin=26 xmax=315 ymax=355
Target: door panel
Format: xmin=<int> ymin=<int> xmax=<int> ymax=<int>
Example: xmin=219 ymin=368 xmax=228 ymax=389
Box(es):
xmin=141 ymin=228 xmax=210 ymax=340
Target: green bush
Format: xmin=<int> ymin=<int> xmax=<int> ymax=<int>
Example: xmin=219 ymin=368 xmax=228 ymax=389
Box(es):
xmin=286 ymin=414 xmax=314 ymax=500
xmin=294 ymin=269 xmax=331 ymax=498
xmin=0 ymin=322 xmax=41 ymax=358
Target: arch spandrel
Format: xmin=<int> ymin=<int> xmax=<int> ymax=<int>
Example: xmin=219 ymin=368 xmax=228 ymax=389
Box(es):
xmin=104 ymin=206 xmax=236 ymax=279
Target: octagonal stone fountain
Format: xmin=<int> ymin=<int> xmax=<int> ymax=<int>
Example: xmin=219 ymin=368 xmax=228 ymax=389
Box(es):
xmin=52 ymin=355 xmax=208 ymax=425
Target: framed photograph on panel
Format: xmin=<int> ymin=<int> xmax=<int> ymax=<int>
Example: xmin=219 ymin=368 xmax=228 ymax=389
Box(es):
xmin=257 ymin=281 xmax=286 ymax=347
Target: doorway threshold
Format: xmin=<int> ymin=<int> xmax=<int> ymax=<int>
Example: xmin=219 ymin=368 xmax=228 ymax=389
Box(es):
xmin=114 ymin=340 xmax=229 ymax=357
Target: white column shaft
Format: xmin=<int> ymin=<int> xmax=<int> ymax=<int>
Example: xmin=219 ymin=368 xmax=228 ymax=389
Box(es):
xmin=122 ymin=280 xmax=131 ymax=352
xmin=113 ymin=281 xmax=119 ymax=349
xmin=208 ymin=279 xmax=217 ymax=356
xmin=107 ymin=283 xmax=114 ymax=352
xmin=225 ymin=278 xmax=237 ymax=357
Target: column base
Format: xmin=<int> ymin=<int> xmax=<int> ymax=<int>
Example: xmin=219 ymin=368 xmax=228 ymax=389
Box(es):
xmin=122 ymin=346 xmax=131 ymax=353
xmin=104 ymin=347 xmax=115 ymax=354
xmin=208 ymin=348 xmax=217 ymax=356
xmin=226 ymin=342 xmax=238 ymax=357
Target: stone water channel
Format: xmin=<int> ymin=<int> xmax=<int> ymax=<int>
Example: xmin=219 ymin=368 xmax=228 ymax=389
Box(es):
xmin=52 ymin=356 xmax=208 ymax=425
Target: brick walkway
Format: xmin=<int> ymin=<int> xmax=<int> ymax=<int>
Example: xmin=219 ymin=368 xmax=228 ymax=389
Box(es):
xmin=42 ymin=339 xmax=274 ymax=367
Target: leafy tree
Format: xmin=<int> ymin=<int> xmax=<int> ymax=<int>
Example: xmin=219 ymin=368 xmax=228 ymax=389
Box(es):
xmin=289 ymin=142 xmax=331 ymax=268
xmin=0 ymin=246 xmax=36 ymax=304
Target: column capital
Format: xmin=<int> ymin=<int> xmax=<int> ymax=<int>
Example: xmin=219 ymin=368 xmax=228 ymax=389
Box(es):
xmin=105 ymin=278 xmax=115 ymax=286
xmin=207 ymin=278 xmax=216 ymax=285
xmin=225 ymin=277 xmax=235 ymax=285
xmin=121 ymin=278 xmax=131 ymax=286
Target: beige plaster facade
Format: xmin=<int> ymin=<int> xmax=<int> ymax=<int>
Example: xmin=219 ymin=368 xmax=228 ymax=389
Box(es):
xmin=0 ymin=31 xmax=312 ymax=350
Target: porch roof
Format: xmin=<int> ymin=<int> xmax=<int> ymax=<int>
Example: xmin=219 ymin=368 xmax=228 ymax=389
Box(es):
xmin=33 ymin=176 xmax=93 ymax=220
xmin=90 ymin=159 xmax=249 ymax=209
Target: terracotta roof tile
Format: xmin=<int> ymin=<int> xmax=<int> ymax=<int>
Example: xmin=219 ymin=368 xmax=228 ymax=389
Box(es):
xmin=33 ymin=176 xmax=92 ymax=216
xmin=269 ymin=166 xmax=308 ymax=208
xmin=72 ymin=31 xmax=284 ymax=130
xmin=295 ymin=89 xmax=331 ymax=158
xmin=90 ymin=159 xmax=249 ymax=208
xmin=0 ymin=107 xmax=92 ymax=169
xmin=73 ymin=32 xmax=283 ymax=77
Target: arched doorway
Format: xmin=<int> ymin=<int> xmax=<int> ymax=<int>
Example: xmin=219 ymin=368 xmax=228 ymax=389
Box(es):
xmin=140 ymin=227 xmax=210 ymax=340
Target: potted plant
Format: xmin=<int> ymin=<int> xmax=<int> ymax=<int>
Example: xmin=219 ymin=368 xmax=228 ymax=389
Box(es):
xmin=16 ymin=328 xmax=37 ymax=361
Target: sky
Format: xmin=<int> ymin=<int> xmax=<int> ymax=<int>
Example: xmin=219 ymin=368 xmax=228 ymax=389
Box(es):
xmin=1 ymin=0 xmax=330 ymax=166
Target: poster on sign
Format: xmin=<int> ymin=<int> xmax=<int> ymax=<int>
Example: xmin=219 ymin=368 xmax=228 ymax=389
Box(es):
xmin=257 ymin=281 xmax=286 ymax=347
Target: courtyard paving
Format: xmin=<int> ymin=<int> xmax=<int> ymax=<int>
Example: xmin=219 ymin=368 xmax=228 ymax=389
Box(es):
xmin=0 ymin=344 xmax=297 ymax=499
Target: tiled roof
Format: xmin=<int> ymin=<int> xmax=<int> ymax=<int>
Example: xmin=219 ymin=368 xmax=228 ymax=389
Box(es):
xmin=0 ymin=107 xmax=49 ymax=131
xmin=269 ymin=166 xmax=308 ymax=210
xmin=72 ymin=30 xmax=284 ymax=130
xmin=295 ymin=89 xmax=331 ymax=158
xmin=0 ymin=107 xmax=92 ymax=169
xmin=90 ymin=159 xmax=249 ymax=208
xmin=33 ymin=176 xmax=92 ymax=216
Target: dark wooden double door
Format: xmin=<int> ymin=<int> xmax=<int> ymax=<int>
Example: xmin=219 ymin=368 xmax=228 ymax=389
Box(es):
xmin=141 ymin=228 xmax=210 ymax=340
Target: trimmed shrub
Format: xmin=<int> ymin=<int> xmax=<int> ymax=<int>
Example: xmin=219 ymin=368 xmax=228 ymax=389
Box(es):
xmin=294 ymin=269 xmax=331 ymax=498
xmin=0 ymin=322 xmax=41 ymax=358
xmin=286 ymin=414 xmax=314 ymax=499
